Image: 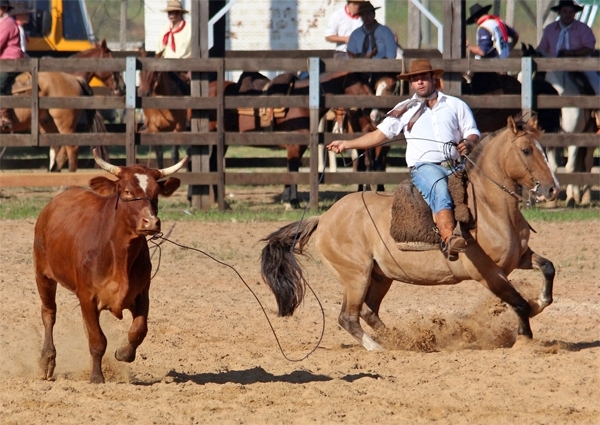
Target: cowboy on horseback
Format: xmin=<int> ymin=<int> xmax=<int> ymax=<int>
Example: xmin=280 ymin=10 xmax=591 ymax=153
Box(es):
xmin=327 ymin=59 xmax=480 ymax=261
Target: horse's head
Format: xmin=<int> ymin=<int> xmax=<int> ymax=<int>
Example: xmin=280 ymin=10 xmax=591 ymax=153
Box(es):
xmin=370 ymin=75 xmax=399 ymax=123
xmin=137 ymin=67 xmax=159 ymax=98
xmin=500 ymin=115 xmax=560 ymax=202
xmin=97 ymin=40 xmax=126 ymax=96
xmin=74 ymin=40 xmax=126 ymax=96
xmin=137 ymin=47 xmax=159 ymax=98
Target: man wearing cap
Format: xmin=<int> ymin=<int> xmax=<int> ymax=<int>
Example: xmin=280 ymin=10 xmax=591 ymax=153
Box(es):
xmin=0 ymin=0 xmax=26 ymax=132
xmin=466 ymin=3 xmax=519 ymax=59
xmin=537 ymin=0 xmax=598 ymax=95
xmin=9 ymin=2 xmax=33 ymax=54
xmin=327 ymin=59 xmax=480 ymax=261
xmin=157 ymin=0 xmax=191 ymax=60
xmin=325 ymin=0 xmax=364 ymax=59
xmin=346 ymin=1 xmax=396 ymax=59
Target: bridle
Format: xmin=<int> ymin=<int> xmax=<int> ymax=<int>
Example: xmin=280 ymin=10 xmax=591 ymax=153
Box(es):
xmin=463 ymin=130 xmax=543 ymax=207
xmin=101 ymin=49 xmax=125 ymax=95
xmin=115 ymin=194 xmax=159 ymax=212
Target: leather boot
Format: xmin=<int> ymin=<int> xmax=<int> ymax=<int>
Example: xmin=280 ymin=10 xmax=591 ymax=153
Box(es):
xmin=0 ymin=108 xmax=13 ymax=132
xmin=435 ymin=209 xmax=467 ymax=261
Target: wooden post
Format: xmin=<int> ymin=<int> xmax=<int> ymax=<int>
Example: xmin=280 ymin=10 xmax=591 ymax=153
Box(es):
xmin=408 ymin=1 xmax=421 ymax=48
xmin=505 ymin=0 xmax=515 ymax=27
xmin=125 ymin=56 xmax=137 ymax=165
xmin=309 ymin=57 xmax=323 ymax=211
xmin=521 ymin=56 xmax=534 ymax=118
xmin=119 ymin=0 xmax=127 ymax=51
xmin=493 ymin=0 xmax=501 ymax=16
xmin=216 ymin=60 xmax=225 ymax=211
xmin=421 ymin=0 xmax=431 ymax=48
xmin=31 ymin=58 xmax=39 ymax=147
xmin=189 ymin=0 xmax=212 ymax=210
xmin=442 ymin=0 xmax=465 ymax=95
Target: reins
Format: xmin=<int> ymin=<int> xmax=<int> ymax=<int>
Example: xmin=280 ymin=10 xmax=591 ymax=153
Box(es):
xmin=462 ymin=131 xmax=542 ymax=207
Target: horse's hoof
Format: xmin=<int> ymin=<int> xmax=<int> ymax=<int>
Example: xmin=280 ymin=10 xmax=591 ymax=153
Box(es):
xmin=511 ymin=335 xmax=534 ymax=349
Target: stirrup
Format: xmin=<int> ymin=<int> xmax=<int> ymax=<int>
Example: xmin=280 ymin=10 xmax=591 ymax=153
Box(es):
xmin=440 ymin=235 xmax=467 ymax=261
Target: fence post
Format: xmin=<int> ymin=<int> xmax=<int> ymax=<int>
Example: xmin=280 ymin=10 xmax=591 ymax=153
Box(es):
xmin=31 ymin=58 xmax=39 ymax=147
xmin=216 ymin=59 xmax=226 ymax=211
xmin=125 ymin=56 xmax=138 ymax=166
xmin=309 ymin=57 xmax=323 ymax=211
xmin=521 ymin=56 xmax=534 ymax=118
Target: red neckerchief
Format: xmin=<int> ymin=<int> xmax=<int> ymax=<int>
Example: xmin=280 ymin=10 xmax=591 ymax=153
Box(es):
xmin=162 ymin=20 xmax=186 ymax=52
xmin=344 ymin=5 xmax=360 ymax=19
xmin=477 ymin=15 xmax=509 ymax=42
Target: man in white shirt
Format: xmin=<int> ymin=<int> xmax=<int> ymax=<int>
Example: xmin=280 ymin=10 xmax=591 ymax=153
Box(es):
xmin=156 ymin=0 xmax=191 ymax=60
xmin=325 ymin=0 xmax=364 ymax=59
xmin=327 ymin=59 xmax=480 ymax=260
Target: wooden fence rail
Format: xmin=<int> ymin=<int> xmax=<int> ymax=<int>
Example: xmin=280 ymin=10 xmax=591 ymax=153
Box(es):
xmin=0 ymin=56 xmax=598 ymax=209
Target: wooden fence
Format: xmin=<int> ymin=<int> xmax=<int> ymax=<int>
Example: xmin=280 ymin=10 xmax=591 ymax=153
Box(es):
xmin=0 ymin=55 xmax=598 ymax=210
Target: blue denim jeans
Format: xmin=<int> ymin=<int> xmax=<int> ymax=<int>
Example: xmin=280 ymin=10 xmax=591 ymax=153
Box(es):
xmin=410 ymin=162 xmax=454 ymax=214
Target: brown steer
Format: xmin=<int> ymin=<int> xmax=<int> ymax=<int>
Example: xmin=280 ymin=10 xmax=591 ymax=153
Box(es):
xmin=33 ymin=149 xmax=187 ymax=383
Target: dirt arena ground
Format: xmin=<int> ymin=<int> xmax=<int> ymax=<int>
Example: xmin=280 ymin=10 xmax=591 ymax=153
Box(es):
xmin=0 ymin=214 xmax=598 ymax=424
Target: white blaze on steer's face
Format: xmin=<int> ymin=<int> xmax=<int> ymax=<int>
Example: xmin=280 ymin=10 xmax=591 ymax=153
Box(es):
xmin=135 ymin=173 xmax=149 ymax=195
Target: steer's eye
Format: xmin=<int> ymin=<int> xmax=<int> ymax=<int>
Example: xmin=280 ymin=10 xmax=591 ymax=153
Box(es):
xmin=522 ymin=148 xmax=531 ymax=155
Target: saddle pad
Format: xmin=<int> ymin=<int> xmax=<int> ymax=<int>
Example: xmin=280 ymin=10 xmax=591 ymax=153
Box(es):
xmin=390 ymin=180 xmax=441 ymax=250
xmin=390 ymin=172 xmax=473 ymax=251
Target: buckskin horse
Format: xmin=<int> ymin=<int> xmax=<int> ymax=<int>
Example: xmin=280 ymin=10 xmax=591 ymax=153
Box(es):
xmin=50 ymin=40 xmax=126 ymax=171
xmin=3 ymin=72 xmax=98 ymax=172
xmin=261 ymin=116 xmax=559 ymax=350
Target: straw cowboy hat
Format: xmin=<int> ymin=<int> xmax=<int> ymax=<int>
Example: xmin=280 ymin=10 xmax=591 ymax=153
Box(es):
xmin=550 ymin=0 xmax=584 ymax=12
xmin=397 ymin=59 xmax=444 ymax=80
xmin=161 ymin=0 xmax=188 ymax=13
xmin=9 ymin=1 xmax=33 ymax=15
xmin=357 ymin=1 xmax=381 ymax=14
xmin=465 ymin=3 xmax=492 ymax=25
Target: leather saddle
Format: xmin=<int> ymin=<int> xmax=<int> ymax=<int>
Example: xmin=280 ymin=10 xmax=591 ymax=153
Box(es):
xmin=390 ymin=171 xmax=473 ymax=251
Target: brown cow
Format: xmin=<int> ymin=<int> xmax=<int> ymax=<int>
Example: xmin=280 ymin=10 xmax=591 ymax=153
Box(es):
xmin=33 ymin=149 xmax=188 ymax=383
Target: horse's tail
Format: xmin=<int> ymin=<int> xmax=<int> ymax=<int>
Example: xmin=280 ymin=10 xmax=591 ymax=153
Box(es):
xmin=260 ymin=216 xmax=320 ymax=317
xmin=90 ymin=111 xmax=109 ymax=163
xmin=75 ymin=77 xmax=97 ymax=133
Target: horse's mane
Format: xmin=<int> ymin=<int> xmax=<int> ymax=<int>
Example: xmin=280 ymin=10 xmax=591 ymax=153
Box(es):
xmin=467 ymin=118 xmax=542 ymax=167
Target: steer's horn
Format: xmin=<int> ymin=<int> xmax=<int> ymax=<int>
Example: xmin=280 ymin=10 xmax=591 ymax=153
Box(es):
xmin=93 ymin=148 xmax=121 ymax=176
xmin=159 ymin=155 xmax=188 ymax=178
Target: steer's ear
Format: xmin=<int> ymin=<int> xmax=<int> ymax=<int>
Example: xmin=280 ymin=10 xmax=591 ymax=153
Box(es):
xmin=89 ymin=176 xmax=118 ymax=196
xmin=158 ymin=178 xmax=181 ymax=197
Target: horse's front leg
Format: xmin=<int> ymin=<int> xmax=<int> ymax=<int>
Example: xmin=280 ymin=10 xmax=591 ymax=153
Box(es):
xmin=282 ymin=145 xmax=306 ymax=210
xmin=468 ymin=254 xmax=533 ymax=338
xmin=564 ymin=145 xmax=579 ymax=207
xmin=516 ymin=248 xmax=555 ymax=317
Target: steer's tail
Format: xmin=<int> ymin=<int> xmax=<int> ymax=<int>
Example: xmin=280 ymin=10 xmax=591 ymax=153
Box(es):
xmin=260 ymin=216 xmax=320 ymax=317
